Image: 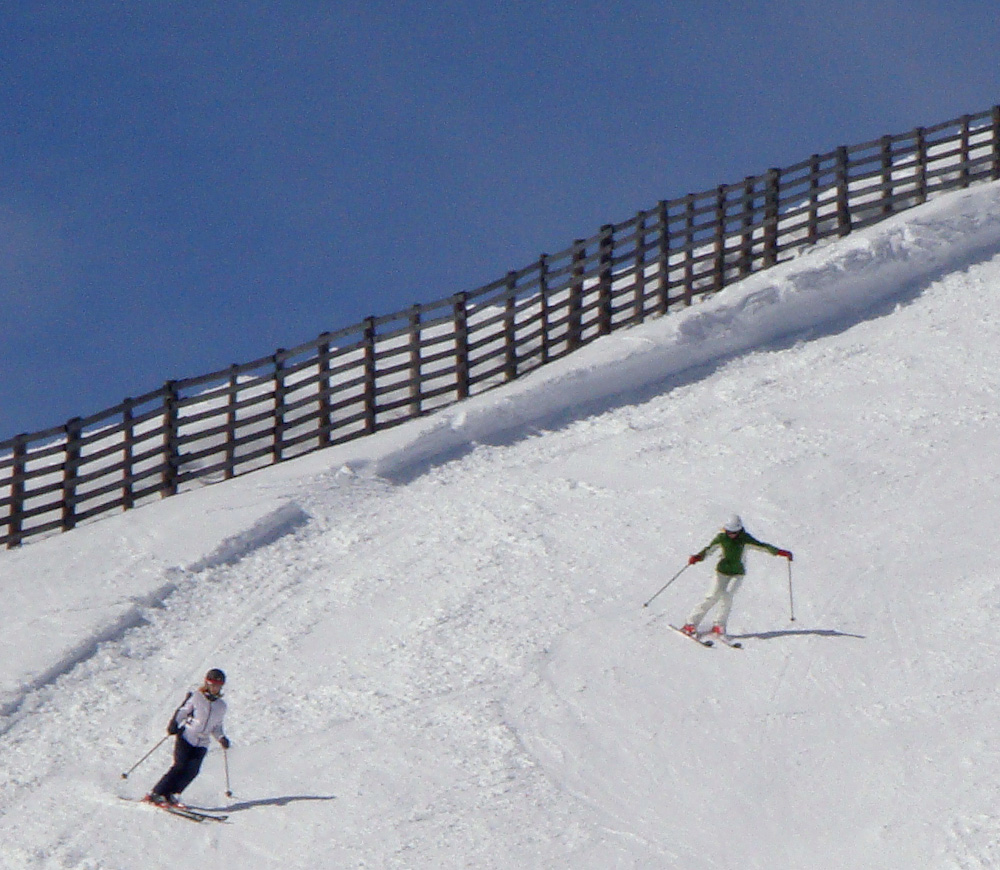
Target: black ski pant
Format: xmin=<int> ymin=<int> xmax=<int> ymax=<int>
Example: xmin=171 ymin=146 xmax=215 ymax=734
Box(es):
xmin=152 ymin=734 xmax=208 ymax=798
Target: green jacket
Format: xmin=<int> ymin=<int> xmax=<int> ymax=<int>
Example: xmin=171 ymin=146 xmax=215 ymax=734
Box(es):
xmin=697 ymin=529 xmax=780 ymax=576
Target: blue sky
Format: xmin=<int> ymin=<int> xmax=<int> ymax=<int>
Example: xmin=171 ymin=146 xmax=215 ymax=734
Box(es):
xmin=2 ymin=1 xmax=998 ymax=441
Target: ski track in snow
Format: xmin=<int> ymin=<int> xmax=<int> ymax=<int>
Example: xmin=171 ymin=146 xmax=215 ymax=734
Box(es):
xmin=2 ymin=183 xmax=1000 ymax=867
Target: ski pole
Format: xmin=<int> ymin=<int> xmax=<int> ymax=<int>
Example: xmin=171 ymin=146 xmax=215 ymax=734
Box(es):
xmin=223 ymin=746 xmax=233 ymax=797
xmin=787 ymin=559 xmax=796 ymax=622
xmin=120 ymin=733 xmax=170 ymax=780
xmin=642 ymin=563 xmax=690 ymax=609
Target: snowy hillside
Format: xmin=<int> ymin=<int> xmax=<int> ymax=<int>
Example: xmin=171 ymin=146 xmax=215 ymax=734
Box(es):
xmin=3 ymin=180 xmax=1000 ymax=869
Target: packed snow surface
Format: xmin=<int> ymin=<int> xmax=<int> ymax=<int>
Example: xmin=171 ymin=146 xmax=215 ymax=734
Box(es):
xmin=3 ymin=182 xmax=1000 ymax=868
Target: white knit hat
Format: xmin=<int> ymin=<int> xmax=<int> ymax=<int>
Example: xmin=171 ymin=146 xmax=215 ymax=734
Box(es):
xmin=723 ymin=514 xmax=743 ymax=532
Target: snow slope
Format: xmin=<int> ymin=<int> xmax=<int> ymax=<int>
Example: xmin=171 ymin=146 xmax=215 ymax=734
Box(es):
xmin=2 ymin=181 xmax=1000 ymax=868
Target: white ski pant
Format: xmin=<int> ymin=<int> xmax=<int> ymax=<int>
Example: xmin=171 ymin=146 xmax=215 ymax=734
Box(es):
xmin=686 ymin=572 xmax=744 ymax=629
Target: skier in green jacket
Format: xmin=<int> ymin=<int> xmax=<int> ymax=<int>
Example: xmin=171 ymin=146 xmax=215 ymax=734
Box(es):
xmin=681 ymin=514 xmax=792 ymax=640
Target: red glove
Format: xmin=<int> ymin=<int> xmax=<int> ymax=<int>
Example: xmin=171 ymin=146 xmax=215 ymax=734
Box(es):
xmin=688 ymin=554 xmax=704 ymax=565
xmin=776 ymin=549 xmax=793 ymax=560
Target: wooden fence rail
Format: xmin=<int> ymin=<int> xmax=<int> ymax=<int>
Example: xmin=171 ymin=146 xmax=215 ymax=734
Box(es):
xmin=3 ymin=105 xmax=1000 ymax=548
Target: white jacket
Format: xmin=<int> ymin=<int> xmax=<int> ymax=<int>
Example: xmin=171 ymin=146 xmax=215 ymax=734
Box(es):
xmin=173 ymin=688 xmax=228 ymax=749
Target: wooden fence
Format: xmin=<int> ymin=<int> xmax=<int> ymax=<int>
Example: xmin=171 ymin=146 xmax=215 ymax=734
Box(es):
xmin=3 ymin=105 xmax=1000 ymax=548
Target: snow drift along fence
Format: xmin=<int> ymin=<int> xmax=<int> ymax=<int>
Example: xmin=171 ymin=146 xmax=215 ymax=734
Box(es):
xmin=3 ymin=105 xmax=1000 ymax=548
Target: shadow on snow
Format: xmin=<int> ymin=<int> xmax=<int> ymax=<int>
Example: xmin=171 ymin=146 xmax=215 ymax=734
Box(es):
xmin=194 ymin=794 xmax=337 ymax=814
xmin=734 ymin=628 xmax=865 ymax=641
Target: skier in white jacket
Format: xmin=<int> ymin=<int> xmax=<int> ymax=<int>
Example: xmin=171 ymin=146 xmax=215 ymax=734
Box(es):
xmin=146 ymin=668 xmax=230 ymax=806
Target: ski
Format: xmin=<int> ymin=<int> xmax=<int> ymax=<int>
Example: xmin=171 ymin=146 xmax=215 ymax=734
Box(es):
xmin=121 ymin=796 xmax=229 ymax=823
xmin=162 ymin=804 xmax=229 ymax=823
xmin=713 ymin=635 xmax=743 ymax=649
xmin=668 ymin=625 xmax=713 ymax=647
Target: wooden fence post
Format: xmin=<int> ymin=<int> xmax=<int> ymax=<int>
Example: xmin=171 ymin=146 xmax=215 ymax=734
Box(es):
xmin=408 ymin=306 xmax=423 ymax=416
xmin=740 ymin=177 xmax=756 ymax=276
xmin=61 ymin=417 xmax=82 ymax=531
xmin=713 ymin=185 xmax=727 ymax=292
xmin=224 ymin=366 xmax=239 ymax=479
xmin=992 ymin=106 xmax=1000 ymax=181
xmin=539 ymin=254 xmax=552 ymax=364
xmin=7 ymin=435 xmax=27 ymax=548
xmin=363 ymin=317 xmax=377 ymax=434
xmin=453 ymin=292 xmax=470 ymax=399
xmin=835 ymin=146 xmax=852 ymax=237
xmin=502 ymin=273 xmax=518 ymax=382
xmin=122 ymin=398 xmax=136 ymax=509
xmin=682 ymin=196 xmax=696 ymax=305
xmin=317 ymin=336 xmax=332 ymax=448
xmin=880 ymin=136 xmax=895 ymax=215
xmin=273 ymin=349 xmax=287 ymax=463
xmin=914 ymin=127 xmax=928 ymax=204
xmin=763 ymin=169 xmax=781 ymax=266
xmin=959 ymin=115 xmax=971 ymax=188
xmin=632 ymin=211 xmax=647 ymax=324
xmin=597 ymin=224 xmax=614 ymax=335
xmin=568 ymin=240 xmax=586 ymax=349
xmin=162 ymin=381 xmax=180 ymax=497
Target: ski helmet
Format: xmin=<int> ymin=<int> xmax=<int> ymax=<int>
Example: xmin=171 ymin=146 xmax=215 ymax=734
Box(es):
xmin=723 ymin=514 xmax=743 ymax=533
xmin=205 ymin=668 xmax=226 ymax=685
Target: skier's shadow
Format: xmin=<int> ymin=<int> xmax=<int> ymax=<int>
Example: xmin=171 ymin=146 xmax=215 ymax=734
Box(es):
xmin=198 ymin=795 xmax=337 ymax=813
xmin=734 ymin=628 xmax=865 ymax=641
